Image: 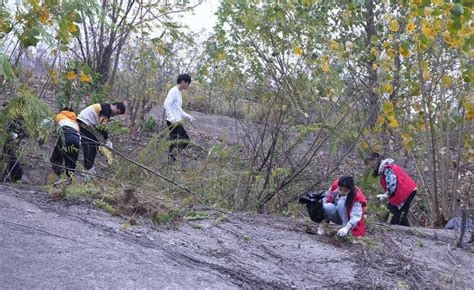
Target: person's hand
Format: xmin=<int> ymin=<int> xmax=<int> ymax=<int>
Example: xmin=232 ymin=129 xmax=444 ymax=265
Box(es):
xmin=377 ymin=192 xmax=388 ymax=201
xmin=337 ymin=226 xmax=350 ymax=237
xmin=12 ymin=133 xmax=18 ymax=140
xmin=105 ymin=140 xmax=113 ymax=149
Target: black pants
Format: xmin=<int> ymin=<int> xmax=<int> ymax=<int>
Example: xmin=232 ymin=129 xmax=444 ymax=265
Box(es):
xmin=78 ymin=120 xmax=100 ymax=170
xmin=166 ymin=121 xmax=190 ymax=153
xmin=386 ymin=190 xmax=417 ymax=226
xmin=50 ymin=127 xmax=80 ymax=178
xmin=2 ymin=145 xmax=23 ymax=182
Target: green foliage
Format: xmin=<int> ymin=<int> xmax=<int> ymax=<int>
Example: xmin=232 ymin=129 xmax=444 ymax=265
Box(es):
xmin=143 ymin=117 xmax=157 ymax=132
xmin=152 ymin=209 xmax=181 ymax=225
xmin=65 ymin=182 xmax=101 ymax=198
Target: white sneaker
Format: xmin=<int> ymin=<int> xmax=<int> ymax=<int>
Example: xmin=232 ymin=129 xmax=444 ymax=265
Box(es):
xmin=317 ymin=224 xmax=326 ymax=236
xmin=88 ymin=167 xmax=97 ymax=175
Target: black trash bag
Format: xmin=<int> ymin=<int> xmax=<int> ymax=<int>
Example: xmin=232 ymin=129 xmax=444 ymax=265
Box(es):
xmin=299 ymin=191 xmax=325 ymax=223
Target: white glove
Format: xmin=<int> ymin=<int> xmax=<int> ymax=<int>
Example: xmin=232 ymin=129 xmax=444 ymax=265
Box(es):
xmin=377 ymin=193 xmax=388 ymax=201
xmin=12 ymin=133 xmax=18 ymax=140
xmin=188 ymin=115 xmax=194 ymax=122
xmin=337 ymin=226 xmax=350 ymax=237
xmin=105 ymin=140 xmax=113 ymax=149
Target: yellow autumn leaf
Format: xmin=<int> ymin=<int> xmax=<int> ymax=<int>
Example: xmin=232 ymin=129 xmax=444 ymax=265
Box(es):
xmin=433 ymin=0 xmax=443 ymax=5
xmin=422 ymin=23 xmax=435 ymax=39
xmin=372 ymin=63 xmax=378 ymax=70
xmin=376 ymin=115 xmax=385 ymax=126
xmin=383 ymin=40 xmax=390 ymax=48
xmin=39 ymin=8 xmax=49 ymax=24
xmin=66 ymin=70 xmax=76 ymax=80
xmin=387 ymin=48 xmax=396 ymax=58
xmin=423 ymin=69 xmax=430 ymax=81
xmin=383 ymin=100 xmax=394 ymax=113
xmin=407 ymin=22 xmax=416 ymax=33
xmin=402 ymin=132 xmax=411 ymax=141
xmin=442 ymin=75 xmax=452 ymax=87
xmin=443 ymin=31 xmax=460 ymax=47
xmin=79 ymin=72 xmax=93 ymax=83
xmin=371 ymin=47 xmax=380 ymax=57
xmin=330 ymin=40 xmax=339 ymax=51
xmin=411 ymin=0 xmax=422 ymax=5
xmin=400 ymin=47 xmax=411 ymax=58
xmin=384 ymin=83 xmax=394 ymax=94
xmin=360 ymin=141 xmax=369 ymax=150
xmin=424 ymin=7 xmax=432 ymax=16
xmin=433 ymin=19 xmax=443 ymax=33
xmin=389 ymin=19 xmax=399 ymax=32
xmin=322 ymin=62 xmax=330 ymax=72
xmin=388 ymin=117 xmax=399 ymax=128
xmin=68 ymin=22 xmax=78 ymax=33
xmin=294 ymin=47 xmax=303 ymax=55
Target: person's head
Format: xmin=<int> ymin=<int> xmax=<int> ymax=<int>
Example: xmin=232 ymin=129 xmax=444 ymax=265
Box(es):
xmin=111 ymin=102 xmax=126 ymax=116
xmin=176 ymin=74 xmax=191 ymax=90
xmin=337 ymin=176 xmax=355 ymax=197
xmin=61 ymin=107 xmax=74 ymax=112
xmin=367 ymin=152 xmax=383 ymax=177
xmin=338 ymin=176 xmax=357 ymax=209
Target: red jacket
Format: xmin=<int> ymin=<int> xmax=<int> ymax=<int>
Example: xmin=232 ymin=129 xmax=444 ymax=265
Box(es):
xmin=327 ymin=180 xmax=367 ymax=237
xmin=380 ymin=164 xmax=417 ymax=207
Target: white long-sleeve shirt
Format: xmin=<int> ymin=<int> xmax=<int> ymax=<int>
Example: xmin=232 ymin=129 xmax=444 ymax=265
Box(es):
xmin=163 ymin=86 xmax=192 ymax=123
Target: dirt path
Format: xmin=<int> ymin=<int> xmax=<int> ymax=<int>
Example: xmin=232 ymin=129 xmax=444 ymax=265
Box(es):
xmin=1 ymin=184 xmax=472 ymax=288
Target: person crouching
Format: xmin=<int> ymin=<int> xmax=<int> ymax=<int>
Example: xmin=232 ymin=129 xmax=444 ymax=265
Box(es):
xmin=322 ymin=176 xmax=367 ymax=238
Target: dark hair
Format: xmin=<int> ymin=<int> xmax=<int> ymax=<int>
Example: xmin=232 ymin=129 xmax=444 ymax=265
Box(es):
xmin=112 ymin=102 xmax=126 ymax=114
xmin=61 ymin=107 xmax=74 ymax=112
xmin=338 ymin=176 xmax=357 ymax=210
xmin=367 ymin=152 xmax=383 ymax=177
xmin=177 ymin=74 xmax=191 ymax=84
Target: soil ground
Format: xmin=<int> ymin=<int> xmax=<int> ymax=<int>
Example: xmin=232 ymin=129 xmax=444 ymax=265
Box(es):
xmin=1 ymin=184 xmax=472 ymax=288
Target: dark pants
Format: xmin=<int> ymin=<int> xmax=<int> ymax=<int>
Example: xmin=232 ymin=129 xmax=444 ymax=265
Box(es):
xmin=386 ymin=190 xmax=417 ymax=226
xmin=78 ymin=120 xmax=100 ymax=170
xmin=166 ymin=121 xmax=190 ymax=153
xmin=50 ymin=127 xmax=80 ymax=178
xmin=2 ymin=146 xmax=23 ymax=182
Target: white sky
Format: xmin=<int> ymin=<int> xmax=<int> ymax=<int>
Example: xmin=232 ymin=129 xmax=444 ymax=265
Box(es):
xmin=178 ymin=0 xmax=219 ymax=36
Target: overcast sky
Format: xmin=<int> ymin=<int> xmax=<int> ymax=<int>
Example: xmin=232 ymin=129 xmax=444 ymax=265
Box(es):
xmin=179 ymin=0 xmax=219 ymax=36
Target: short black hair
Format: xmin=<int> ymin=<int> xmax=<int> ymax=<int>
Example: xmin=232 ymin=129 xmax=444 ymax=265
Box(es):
xmin=61 ymin=107 xmax=74 ymax=112
xmin=177 ymin=74 xmax=191 ymax=84
xmin=112 ymin=102 xmax=126 ymax=114
xmin=367 ymin=152 xmax=381 ymax=162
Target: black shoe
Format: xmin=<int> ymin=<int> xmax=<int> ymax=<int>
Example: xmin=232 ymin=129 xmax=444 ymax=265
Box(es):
xmin=168 ymin=152 xmax=176 ymax=163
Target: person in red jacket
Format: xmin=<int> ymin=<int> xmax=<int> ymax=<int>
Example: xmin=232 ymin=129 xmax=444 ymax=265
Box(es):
xmin=367 ymin=152 xmax=417 ymax=226
xmin=322 ymin=176 xmax=367 ymax=238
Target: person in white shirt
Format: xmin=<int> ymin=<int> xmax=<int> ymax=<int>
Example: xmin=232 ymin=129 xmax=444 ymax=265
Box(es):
xmin=163 ymin=74 xmax=193 ymax=162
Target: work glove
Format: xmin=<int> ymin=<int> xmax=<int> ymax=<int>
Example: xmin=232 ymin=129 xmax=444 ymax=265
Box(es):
xmin=105 ymin=140 xmax=113 ymax=149
xmin=337 ymin=226 xmax=350 ymax=237
xmin=377 ymin=192 xmax=389 ymax=201
xmin=99 ymin=146 xmax=114 ymax=165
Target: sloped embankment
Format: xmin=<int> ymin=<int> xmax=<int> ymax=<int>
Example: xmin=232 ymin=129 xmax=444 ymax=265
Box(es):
xmin=0 ymin=184 xmax=472 ymax=288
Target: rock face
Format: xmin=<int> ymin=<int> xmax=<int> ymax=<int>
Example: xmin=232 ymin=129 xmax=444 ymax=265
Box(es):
xmin=1 ymin=184 xmax=473 ymax=288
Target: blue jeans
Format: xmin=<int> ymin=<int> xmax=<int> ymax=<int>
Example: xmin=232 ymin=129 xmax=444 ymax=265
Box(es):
xmin=323 ymin=197 xmax=348 ymax=225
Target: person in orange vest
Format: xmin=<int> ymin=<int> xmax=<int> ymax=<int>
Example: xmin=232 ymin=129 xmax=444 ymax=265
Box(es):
xmin=321 ymin=176 xmax=367 ymax=238
xmin=50 ymin=107 xmax=81 ymax=184
xmin=367 ymin=152 xmax=417 ymax=226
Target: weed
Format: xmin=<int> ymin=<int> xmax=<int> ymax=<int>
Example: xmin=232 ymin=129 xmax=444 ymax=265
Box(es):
xmin=214 ymin=214 xmax=228 ymax=225
xmin=95 ymin=200 xmax=118 ymax=215
xmin=191 ymin=223 xmax=204 ymax=230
